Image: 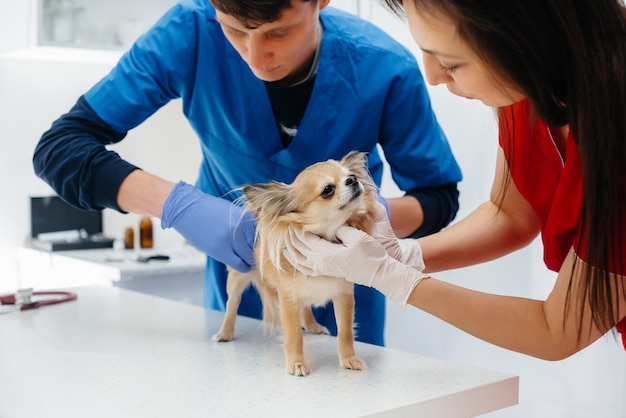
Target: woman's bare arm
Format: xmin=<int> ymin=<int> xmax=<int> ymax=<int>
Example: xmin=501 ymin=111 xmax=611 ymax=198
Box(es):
xmin=419 ymin=148 xmax=541 ymax=272
xmin=403 ymin=148 xmax=626 ymax=358
xmin=408 ymin=249 xmax=626 ymax=359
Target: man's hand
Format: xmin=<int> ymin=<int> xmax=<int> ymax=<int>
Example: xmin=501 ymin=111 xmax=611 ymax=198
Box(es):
xmin=161 ymin=181 xmax=256 ymax=272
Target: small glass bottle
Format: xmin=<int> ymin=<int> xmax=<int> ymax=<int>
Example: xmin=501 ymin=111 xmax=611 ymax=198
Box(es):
xmin=124 ymin=227 xmax=135 ymax=249
xmin=113 ymin=233 xmax=125 ymax=252
xmin=139 ymin=217 xmax=153 ymax=249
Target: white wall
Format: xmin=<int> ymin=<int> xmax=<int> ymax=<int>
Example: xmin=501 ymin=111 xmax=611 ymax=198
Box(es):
xmin=0 ymin=0 xmax=33 ymax=53
xmin=0 ymin=1 xmax=624 ymax=417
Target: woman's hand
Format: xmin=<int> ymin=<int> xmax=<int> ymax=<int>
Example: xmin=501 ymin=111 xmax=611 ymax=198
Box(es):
xmin=285 ymin=225 xmax=428 ymax=308
xmin=371 ymin=201 xmax=425 ymax=270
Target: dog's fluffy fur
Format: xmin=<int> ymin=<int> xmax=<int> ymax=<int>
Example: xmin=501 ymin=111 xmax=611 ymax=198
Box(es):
xmin=212 ymin=151 xmax=377 ymax=376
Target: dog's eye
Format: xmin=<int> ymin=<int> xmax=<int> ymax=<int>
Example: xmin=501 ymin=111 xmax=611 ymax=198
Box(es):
xmin=321 ymin=184 xmax=335 ymax=199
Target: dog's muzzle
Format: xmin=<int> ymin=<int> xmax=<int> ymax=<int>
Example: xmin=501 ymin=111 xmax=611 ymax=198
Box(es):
xmin=346 ymin=175 xmax=363 ymax=201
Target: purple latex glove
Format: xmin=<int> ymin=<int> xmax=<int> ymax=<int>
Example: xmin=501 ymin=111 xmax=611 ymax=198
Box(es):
xmin=161 ymin=181 xmax=256 ymax=272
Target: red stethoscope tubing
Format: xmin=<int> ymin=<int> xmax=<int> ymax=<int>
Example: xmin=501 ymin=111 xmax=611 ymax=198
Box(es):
xmin=0 ymin=290 xmax=77 ymax=311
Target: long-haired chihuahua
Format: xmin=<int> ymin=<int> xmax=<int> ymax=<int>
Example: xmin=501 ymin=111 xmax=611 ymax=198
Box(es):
xmin=212 ymin=151 xmax=377 ymax=376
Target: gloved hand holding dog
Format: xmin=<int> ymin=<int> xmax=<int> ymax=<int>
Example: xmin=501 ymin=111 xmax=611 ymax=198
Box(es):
xmin=161 ymin=181 xmax=256 ymax=272
xmin=370 ymin=202 xmax=425 ymax=270
xmin=284 ymin=205 xmax=428 ymax=308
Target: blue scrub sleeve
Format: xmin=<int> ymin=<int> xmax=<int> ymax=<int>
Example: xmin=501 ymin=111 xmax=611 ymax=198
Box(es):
xmin=405 ymin=182 xmax=459 ymax=238
xmin=33 ymin=96 xmax=139 ymax=211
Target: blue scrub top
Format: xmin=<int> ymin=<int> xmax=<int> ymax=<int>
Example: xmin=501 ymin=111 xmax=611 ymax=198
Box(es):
xmin=84 ymin=0 xmax=462 ymax=346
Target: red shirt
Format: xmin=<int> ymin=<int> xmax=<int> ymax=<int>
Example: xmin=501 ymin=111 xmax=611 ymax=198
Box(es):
xmin=499 ymin=100 xmax=626 ymax=348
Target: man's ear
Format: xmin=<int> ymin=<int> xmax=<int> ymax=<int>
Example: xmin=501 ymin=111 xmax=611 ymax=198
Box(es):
xmin=318 ymin=0 xmax=331 ymax=11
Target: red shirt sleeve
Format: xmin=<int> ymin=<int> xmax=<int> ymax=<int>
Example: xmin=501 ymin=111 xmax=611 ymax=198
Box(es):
xmin=499 ymin=100 xmax=626 ymax=275
xmin=499 ymin=100 xmax=626 ymax=348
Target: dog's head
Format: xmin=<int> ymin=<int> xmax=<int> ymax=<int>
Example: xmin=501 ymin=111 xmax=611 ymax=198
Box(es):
xmin=240 ymin=151 xmax=377 ymax=270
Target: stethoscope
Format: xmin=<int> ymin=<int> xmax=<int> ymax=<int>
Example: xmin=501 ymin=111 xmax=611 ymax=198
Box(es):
xmin=0 ymin=288 xmax=77 ymax=314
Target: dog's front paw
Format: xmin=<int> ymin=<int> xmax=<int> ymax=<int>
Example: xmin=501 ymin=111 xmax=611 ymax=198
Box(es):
xmin=287 ymin=361 xmax=310 ymax=376
xmin=212 ymin=330 xmax=234 ymax=342
xmin=340 ymin=355 xmax=367 ymax=371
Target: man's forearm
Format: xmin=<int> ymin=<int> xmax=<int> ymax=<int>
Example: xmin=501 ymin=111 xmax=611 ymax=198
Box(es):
xmin=387 ymin=195 xmax=424 ymax=238
xmin=117 ymin=170 xmax=175 ymax=218
xmin=388 ymin=182 xmax=460 ymax=238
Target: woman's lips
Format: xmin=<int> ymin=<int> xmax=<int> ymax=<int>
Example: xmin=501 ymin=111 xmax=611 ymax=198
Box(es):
xmin=447 ymin=86 xmax=473 ymax=100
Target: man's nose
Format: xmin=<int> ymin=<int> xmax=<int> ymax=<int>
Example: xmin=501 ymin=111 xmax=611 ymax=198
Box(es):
xmin=246 ymin=36 xmax=270 ymax=68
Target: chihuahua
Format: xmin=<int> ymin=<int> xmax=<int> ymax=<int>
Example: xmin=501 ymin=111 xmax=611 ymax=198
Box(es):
xmin=212 ymin=151 xmax=377 ymax=376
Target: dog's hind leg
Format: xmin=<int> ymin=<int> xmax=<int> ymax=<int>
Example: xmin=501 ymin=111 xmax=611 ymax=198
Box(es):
xmin=255 ymin=278 xmax=280 ymax=332
xmin=333 ymin=291 xmax=366 ymax=370
xmin=212 ymin=269 xmax=255 ymax=342
xmin=300 ymin=305 xmax=328 ymax=335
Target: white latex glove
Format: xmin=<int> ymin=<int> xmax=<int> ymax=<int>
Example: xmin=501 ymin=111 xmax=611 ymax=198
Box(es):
xmin=371 ymin=202 xmax=425 ymax=270
xmin=285 ymin=226 xmax=429 ymax=308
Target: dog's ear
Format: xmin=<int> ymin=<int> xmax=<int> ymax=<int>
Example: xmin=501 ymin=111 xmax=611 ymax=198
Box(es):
xmin=243 ymin=182 xmax=299 ymax=218
xmin=341 ymin=151 xmax=375 ymax=188
xmin=340 ymin=151 xmax=368 ymax=174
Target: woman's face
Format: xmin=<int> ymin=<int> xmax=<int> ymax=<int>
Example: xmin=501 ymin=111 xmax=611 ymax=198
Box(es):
xmin=404 ymin=1 xmax=524 ymax=107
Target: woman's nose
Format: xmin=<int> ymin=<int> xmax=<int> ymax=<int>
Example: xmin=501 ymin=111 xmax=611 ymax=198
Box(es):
xmin=422 ymin=53 xmax=451 ymax=86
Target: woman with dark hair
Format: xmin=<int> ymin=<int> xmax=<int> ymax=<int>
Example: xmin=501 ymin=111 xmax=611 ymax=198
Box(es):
xmin=286 ymin=0 xmax=626 ymax=360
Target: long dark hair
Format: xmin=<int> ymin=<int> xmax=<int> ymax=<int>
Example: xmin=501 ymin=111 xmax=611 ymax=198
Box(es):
xmin=381 ymin=0 xmax=626 ymax=337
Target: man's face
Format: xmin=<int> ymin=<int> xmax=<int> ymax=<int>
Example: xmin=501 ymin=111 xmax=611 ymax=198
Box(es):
xmin=215 ymin=1 xmax=325 ymax=84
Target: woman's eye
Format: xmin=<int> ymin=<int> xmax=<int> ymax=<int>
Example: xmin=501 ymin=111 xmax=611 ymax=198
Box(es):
xmin=321 ymin=185 xmax=335 ymax=199
xmin=439 ymin=63 xmax=459 ymax=74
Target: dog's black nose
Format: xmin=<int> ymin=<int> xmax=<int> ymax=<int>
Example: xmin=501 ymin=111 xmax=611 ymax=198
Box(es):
xmin=346 ymin=175 xmax=358 ymax=187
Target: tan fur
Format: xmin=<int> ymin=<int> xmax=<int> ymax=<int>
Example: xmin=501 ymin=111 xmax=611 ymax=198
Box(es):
xmin=212 ymin=151 xmax=377 ymax=376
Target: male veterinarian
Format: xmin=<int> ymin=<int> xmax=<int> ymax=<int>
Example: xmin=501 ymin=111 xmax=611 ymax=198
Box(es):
xmin=33 ymin=0 xmax=461 ymax=346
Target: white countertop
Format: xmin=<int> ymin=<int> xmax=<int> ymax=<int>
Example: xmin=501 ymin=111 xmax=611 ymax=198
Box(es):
xmin=0 ymin=286 xmax=518 ymax=417
xmin=18 ymin=245 xmax=206 ymax=282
